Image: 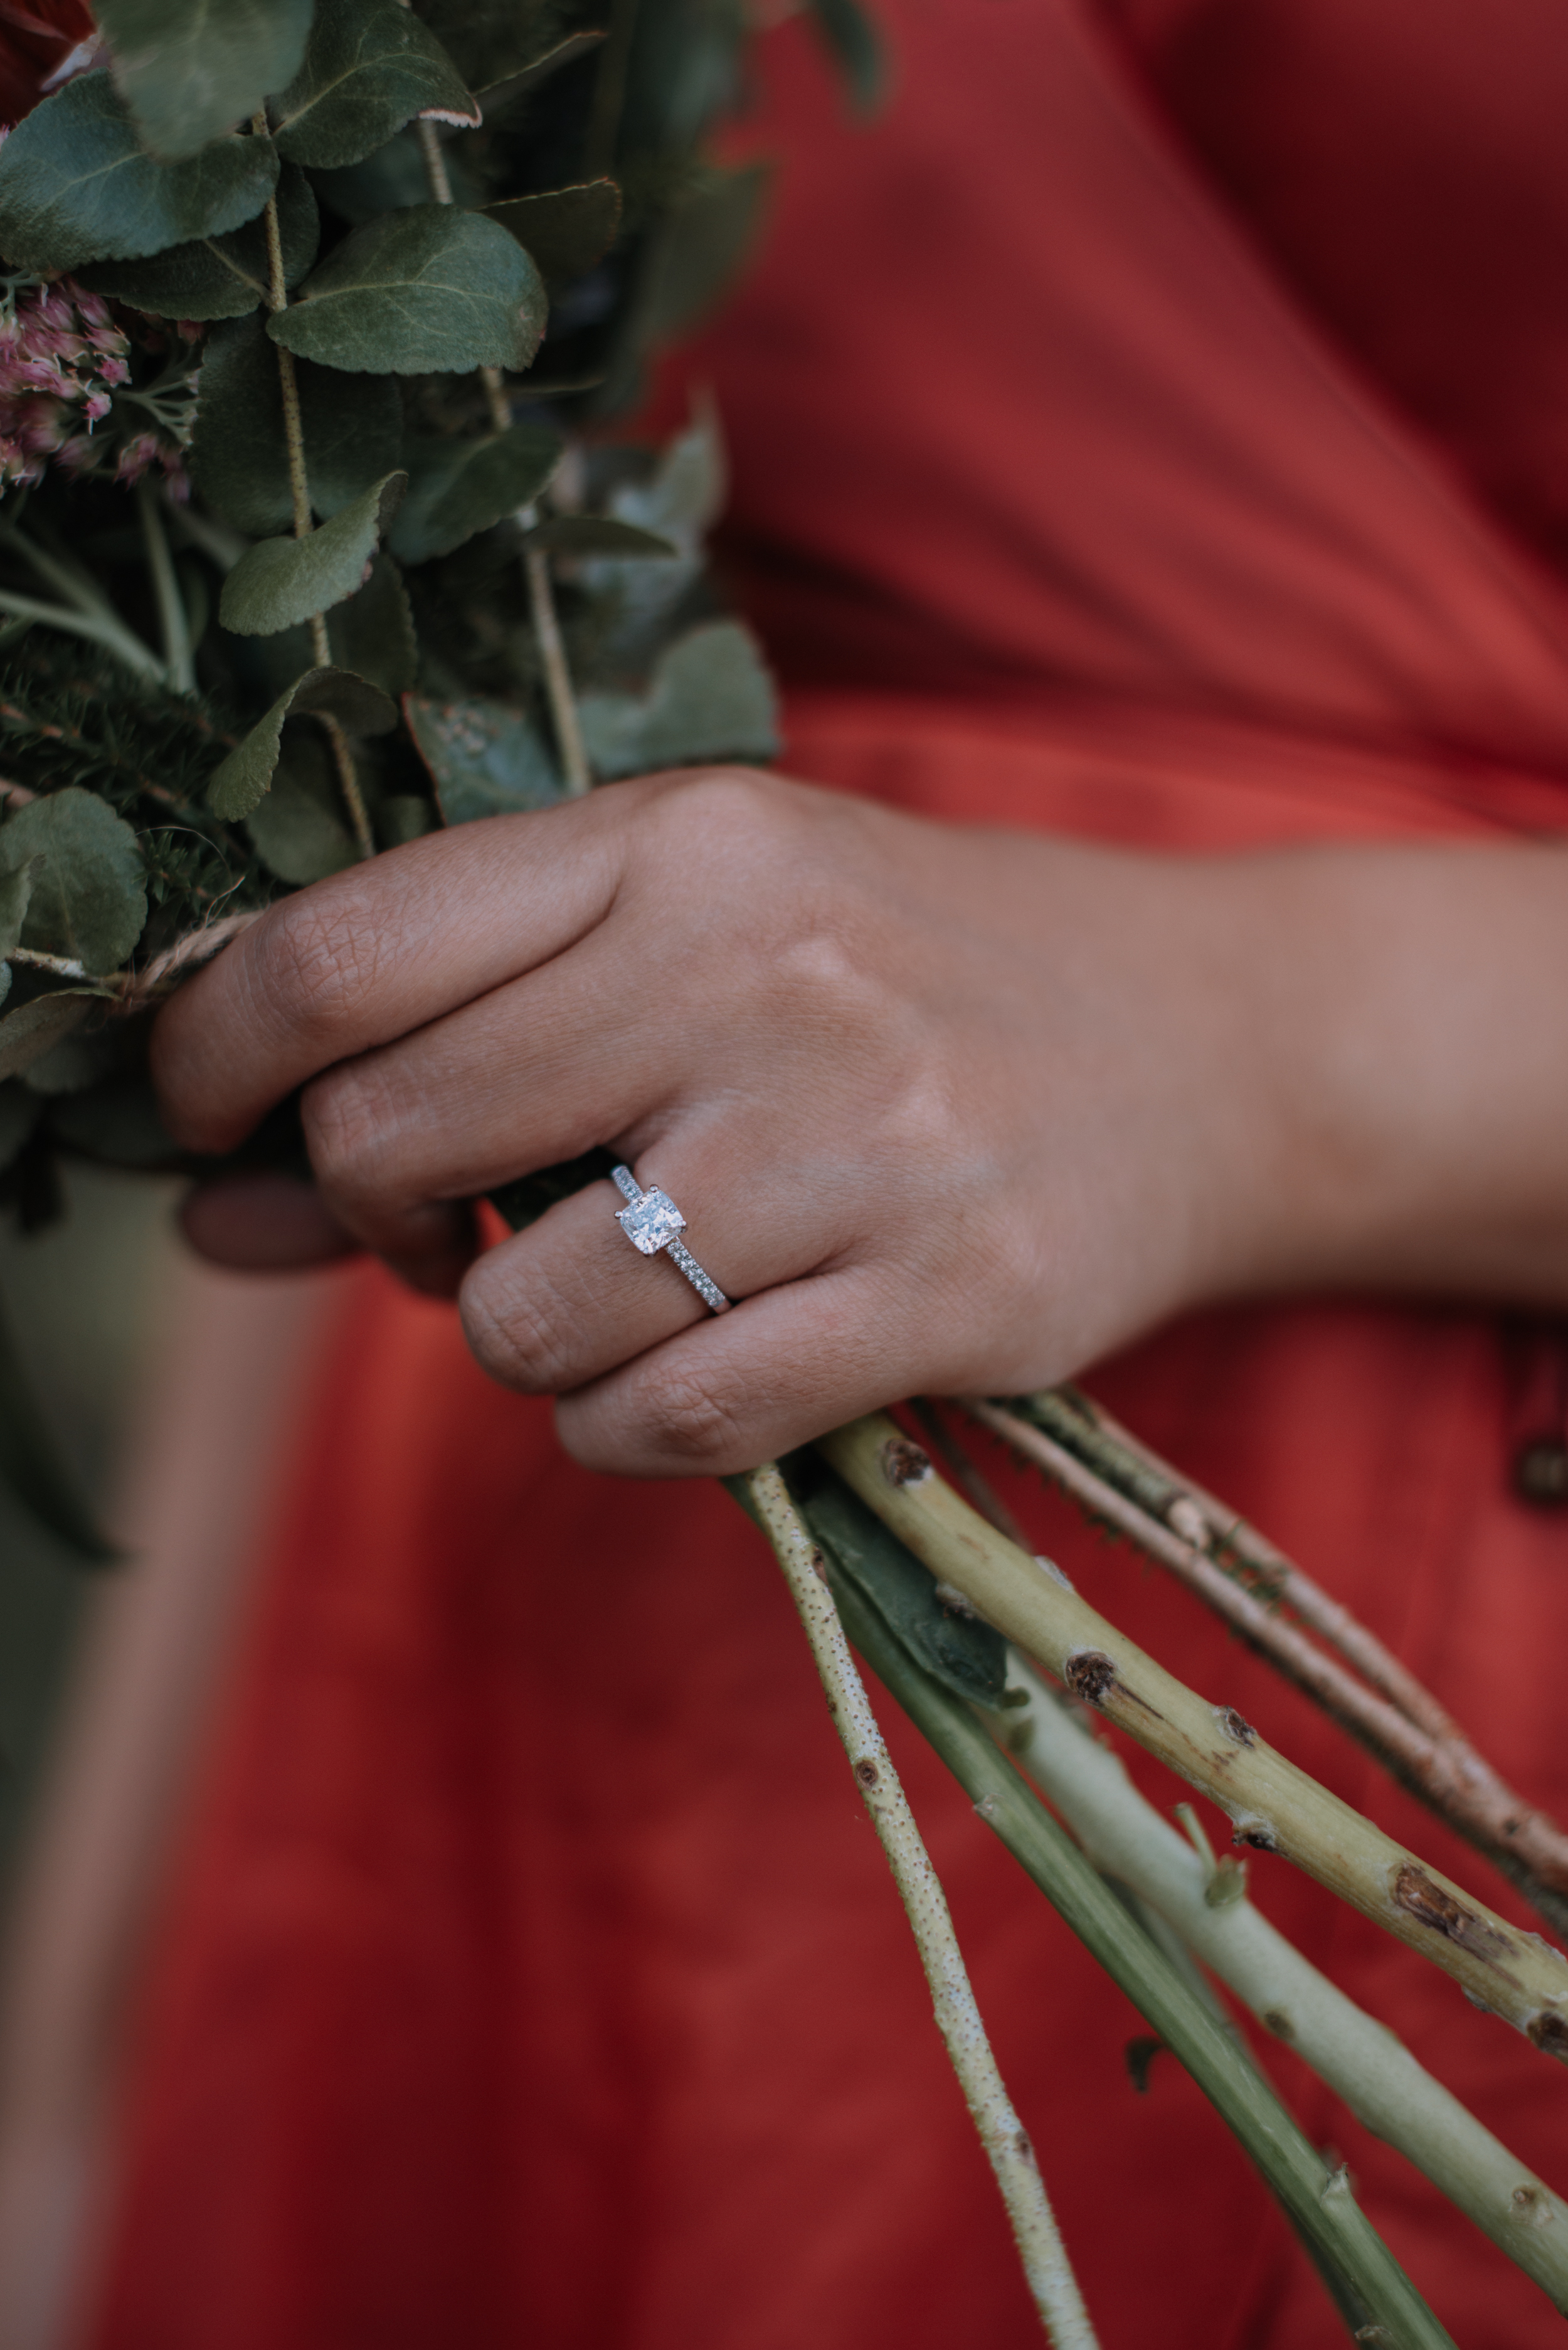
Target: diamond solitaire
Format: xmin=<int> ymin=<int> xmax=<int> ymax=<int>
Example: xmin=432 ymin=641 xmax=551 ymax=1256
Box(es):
xmin=610 ymin=1165 xmax=732 ymax=1313
xmin=617 ymin=1184 xmax=686 ymax=1255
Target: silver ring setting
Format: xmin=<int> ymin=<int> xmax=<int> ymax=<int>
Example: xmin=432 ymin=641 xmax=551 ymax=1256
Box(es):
xmin=611 ymin=1164 xmax=732 ymax=1314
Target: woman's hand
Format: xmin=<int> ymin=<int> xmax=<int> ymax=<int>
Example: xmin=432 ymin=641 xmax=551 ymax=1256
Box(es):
xmin=152 ymin=768 xmax=1568 ymax=1476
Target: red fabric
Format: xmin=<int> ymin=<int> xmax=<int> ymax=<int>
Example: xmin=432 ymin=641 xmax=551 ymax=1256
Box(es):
xmin=88 ymin=6 xmax=1568 ymax=2346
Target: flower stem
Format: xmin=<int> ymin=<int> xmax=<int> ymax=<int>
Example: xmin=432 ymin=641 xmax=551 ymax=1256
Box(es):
xmin=135 ymin=477 xmax=193 ymax=693
xmin=745 ymin=1462 xmax=1098 ymax=2347
xmin=817 ymin=1414 xmax=1568 ymax=2055
xmin=997 ymin=1654 xmax=1568 ymax=2315
xmin=799 ymin=1531 xmax=1459 ymax=2349
xmin=252 ymin=112 xmax=373 ymax=861
xmin=0 ymin=587 xmax=162 ymax=679
xmin=970 ymin=1391 xmax=1568 ymax=1938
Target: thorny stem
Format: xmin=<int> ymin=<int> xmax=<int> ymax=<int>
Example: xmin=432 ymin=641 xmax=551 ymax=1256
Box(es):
xmin=135 ymin=477 xmax=194 ymax=694
xmin=967 ymin=1393 xmax=1568 ymax=1940
xmin=800 ymin=1539 xmax=1460 ymax=2350
xmin=746 ymin=1463 xmax=1098 ymax=2349
xmin=997 ymin=1655 xmax=1568 ymax=2315
xmin=818 ymin=1415 xmax=1568 ymax=2056
xmin=253 ymin=110 xmax=374 ymax=862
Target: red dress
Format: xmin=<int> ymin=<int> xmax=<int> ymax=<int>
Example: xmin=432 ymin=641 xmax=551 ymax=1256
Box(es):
xmin=88 ymin=5 xmax=1568 ymax=2344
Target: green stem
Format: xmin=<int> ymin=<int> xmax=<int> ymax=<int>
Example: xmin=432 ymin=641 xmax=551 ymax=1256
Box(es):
xmin=585 ymin=0 xmax=641 ymax=177
xmin=0 ymin=588 xmax=162 ymax=679
xmin=253 ymin=110 xmax=373 ymax=861
xmin=810 ymin=1538 xmax=1458 ymax=2349
xmin=135 ymin=476 xmax=194 ymax=693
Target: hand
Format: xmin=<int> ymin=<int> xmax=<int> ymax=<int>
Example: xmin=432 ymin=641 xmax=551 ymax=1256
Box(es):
xmin=153 ymin=768 xmax=1568 ymax=1475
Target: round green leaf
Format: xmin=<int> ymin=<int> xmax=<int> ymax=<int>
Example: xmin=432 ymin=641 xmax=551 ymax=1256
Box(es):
xmin=190 ymin=312 xmax=404 ymax=531
xmin=208 ymin=663 xmax=400 ymax=821
xmin=522 ymin=516 xmax=677 ymax=558
xmin=389 ymin=422 xmax=561 ymax=564
xmin=0 ymin=72 xmax=279 ymax=274
xmin=485 ymin=181 xmax=621 ymax=289
xmin=77 ymin=162 xmax=319 ymax=321
xmin=272 ymin=0 xmax=480 ymax=170
xmin=97 ymin=0 xmax=314 ymax=162
xmin=246 ymin=730 xmax=356 ymax=882
xmin=0 ymin=857 xmax=37 ymax=964
xmin=219 ymin=471 xmax=407 ymax=636
xmin=0 ymin=789 xmax=147 ymax=972
xmin=0 ymin=991 xmax=97 ymax=1084
xmin=577 ymin=622 xmax=779 ymax=780
xmin=405 ymin=694 xmax=563 ymax=826
xmin=268 ymin=205 xmax=546 ymax=375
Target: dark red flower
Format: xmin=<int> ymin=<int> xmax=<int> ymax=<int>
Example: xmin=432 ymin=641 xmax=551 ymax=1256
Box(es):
xmin=0 ymin=0 xmax=98 ymax=129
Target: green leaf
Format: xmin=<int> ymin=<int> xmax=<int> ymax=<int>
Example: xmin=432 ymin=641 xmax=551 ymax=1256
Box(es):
xmin=322 ymin=551 xmax=417 ymax=693
xmin=803 ymin=0 xmax=889 ymax=115
xmin=485 ymin=179 xmax=621 ymax=287
xmin=375 ymin=794 xmax=435 ymax=848
xmin=0 ymin=72 xmax=280 ymax=274
xmin=272 ymin=0 xmax=480 ymax=171
xmin=639 ymin=160 xmax=771 ymax=345
xmin=208 ymin=663 xmax=398 ymax=820
xmin=309 ymin=122 xmax=482 ymax=223
xmin=190 ymin=312 xmax=404 ymax=530
xmin=577 ymin=622 xmax=779 ymax=780
xmin=522 ymin=516 xmax=675 ymax=558
xmin=96 ymin=0 xmax=314 ymax=161
xmin=389 ymin=422 xmax=561 ymax=564
xmin=269 ymin=204 xmax=546 ymax=375
xmin=77 ymin=161 xmax=319 ymax=320
xmin=0 ymin=858 xmax=36 ymax=964
xmin=0 ymin=1290 xmax=117 ymax=1563
xmin=0 ymin=989 xmax=100 ymax=1084
xmin=0 ymin=791 xmax=147 ymax=972
xmin=788 ymin=1458 xmax=1009 ymax=1711
xmin=244 ymin=550 xmax=418 ymax=698
xmin=474 ymin=31 xmax=607 ymax=117
xmin=404 ymin=694 xmax=564 ymax=825
xmin=219 ymin=472 xmax=406 ymax=637
xmin=245 ymin=728 xmax=356 ymax=882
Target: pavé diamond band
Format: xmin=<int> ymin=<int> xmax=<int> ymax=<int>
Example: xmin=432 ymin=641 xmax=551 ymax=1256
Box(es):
xmin=611 ymin=1164 xmax=733 ymax=1314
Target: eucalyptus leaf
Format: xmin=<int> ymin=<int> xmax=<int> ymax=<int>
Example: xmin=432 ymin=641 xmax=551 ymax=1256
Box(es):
xmin=77 ymin=161 xmax=319 ymax=321
xmin=474 ymin=31 xmax=607 ymax=117
xmin=309 ymin=124 xmax=480 ymax=225
xmin=245 ymin=730 xmax=356 ymax=882
xmin=208 ymin=664 xmax=398 ymax=821
xmin=404 ymin=694 xmax=564 ymax=825
xmin=522 ymin=516 xmax=675 ymax=558
xmin=271 ymin=204 xmax=547 ymax=375
xmin=272 ymin=0 xmax=480 ymax=171
xmin=0 ymin=72 xmax=279 ymax=274
xmin=577 ymin=622 xmax=778 ymax=779
xmin=219 ymin=472 xmax=407 ymax=637
xmin=485 ymin=180 xmax=621 ymax=287
xmin=639 ymin=160 xmax=771 ymax=346
xmin=0 ymin=791 xmax=146 ymax=972
xmin=246 ymin=551 xmax=418 ymax=698
xmin=96 ymin=0 xmax=314 ymax=161
xmin=0 ymin=991 xmax=98 ymax=1085
xmin=0 ymin=858 xmax=36 ymax=964
xmin=389 ymin=422 xmax=561 ymax=565
xmin=803 ymin=0 xmax=890 ymax=115
xmin=191 ymin=312 xmax=404 ymax=531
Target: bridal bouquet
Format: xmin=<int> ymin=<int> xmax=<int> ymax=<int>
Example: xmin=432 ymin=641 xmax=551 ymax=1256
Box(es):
xmin=0 ymin=8 xmax=1564 ymax=2344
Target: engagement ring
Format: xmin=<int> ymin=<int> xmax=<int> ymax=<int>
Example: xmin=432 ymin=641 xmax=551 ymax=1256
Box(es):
xmin=611 ymin=1164 xmax=732 ymax=1314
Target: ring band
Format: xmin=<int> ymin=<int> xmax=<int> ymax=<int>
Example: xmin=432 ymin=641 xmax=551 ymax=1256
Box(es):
xmin=611 ymin=1164 xmax=732 ymax=1314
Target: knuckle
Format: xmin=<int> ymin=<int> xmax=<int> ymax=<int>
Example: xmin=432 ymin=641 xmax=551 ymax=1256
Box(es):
xmin=458 ymin=1260 xmax=578 ymax=1396
xmin=300 ymin=1063 xmax=396 ymax=1201
xmin=638 ymin=1358 xmax=746 ymax=1465
xmin=246 ymin=893 xmax=387 ymax=1045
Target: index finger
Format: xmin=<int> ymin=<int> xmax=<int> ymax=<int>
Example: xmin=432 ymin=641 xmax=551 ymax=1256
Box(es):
xmin=152 ymin=791 xmax=630 ymax=1154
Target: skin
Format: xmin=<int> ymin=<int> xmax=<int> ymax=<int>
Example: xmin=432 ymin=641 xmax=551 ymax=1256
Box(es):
xmin=154 ymin=766 xmax=1568 ymax=1479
